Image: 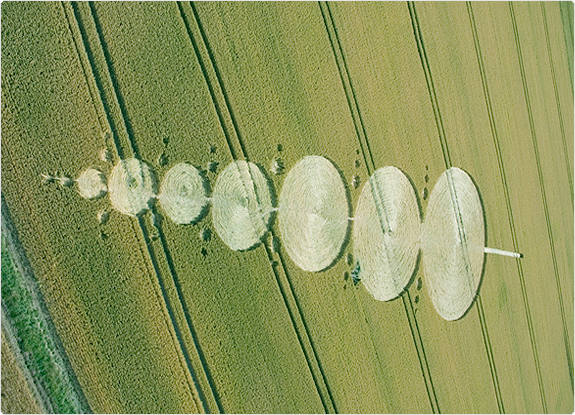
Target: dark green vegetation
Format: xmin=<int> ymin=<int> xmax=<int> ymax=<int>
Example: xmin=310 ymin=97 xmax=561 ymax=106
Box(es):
xmin=1 ymin=202 xmax=90 ymax=413
xmin=1 ymin=2 xmax=572 ymax=413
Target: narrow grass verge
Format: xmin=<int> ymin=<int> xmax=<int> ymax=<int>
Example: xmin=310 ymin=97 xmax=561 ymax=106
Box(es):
xmin=1 ymin=197 xmax=91 ymax=414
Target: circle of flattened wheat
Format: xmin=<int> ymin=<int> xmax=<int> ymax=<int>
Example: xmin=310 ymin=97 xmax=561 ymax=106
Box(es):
xmin=422 ymin=167 xmax=485 ymax=321
xmin=77 ymin=168 xmax=108 ymax=200
xmin=354 ymin=166 xmax=421 ymax=301
xmin=212 ymin=160 xmax=273 ymax=251
xmin=108 ymin=158 xmax=157 ymax=217
xmin=158 ymin=163 xmax=208 ymax=225
xmin=279 ymin=155 xmax=349 ymax=272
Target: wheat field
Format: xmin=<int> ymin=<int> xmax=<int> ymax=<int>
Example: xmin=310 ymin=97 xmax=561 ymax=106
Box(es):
xmin=1 ymin=2 xmax=573 ymax=413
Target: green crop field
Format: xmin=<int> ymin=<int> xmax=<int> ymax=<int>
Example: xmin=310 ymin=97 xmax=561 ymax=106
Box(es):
xmin=1 ymin=2 xmax=572 ymax=413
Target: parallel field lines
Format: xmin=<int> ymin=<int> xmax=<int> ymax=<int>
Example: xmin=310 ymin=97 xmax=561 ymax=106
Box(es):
xmin=178 ymin=2 xmax=336 ymax=412
xmin=465 ymin=3 xmax=546 ymax=411
xmin=410 ymin=2 xmax=503 ymax=412
xmin=413 ymin=1 xmax=572 ymax=412
xmin=541 ymin=3 xmax=573 ymax=202
xmin=319 ymin=2 xmax=439 ymax=413
xmin=62 ymin=2 xmax=211 ymax=412
xmin=509 ymin=0 xmax=573 ymax=387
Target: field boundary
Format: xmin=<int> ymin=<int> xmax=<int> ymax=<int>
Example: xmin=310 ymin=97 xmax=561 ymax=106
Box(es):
xmin=177 ymin=2 xmax=338 ymax=412
xmin=1 ymin=306 xmax=50 ymax=413
xmin=508 ymin=1 xmax=573 ymax=389
xmin=408 ymin=2 xmax=506 ymax=413
xmin=1 ymin=194 xmax=92 ymax=414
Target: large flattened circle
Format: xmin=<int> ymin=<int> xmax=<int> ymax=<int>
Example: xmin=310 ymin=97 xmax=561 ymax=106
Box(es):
xmin=159 ymin=163 xmax=208 ymax=225
xmin=354 ymin=167 xmax=420 ymax=301
xmin=212 ymin=160 xmax=273 ymax=251
xmin=279 ymin=156 xmax=349 ymax=272
xmin=421 ymin=167 xmax=485 ymax=321
xmin=109 ymin=158 xmax=157 ymax=217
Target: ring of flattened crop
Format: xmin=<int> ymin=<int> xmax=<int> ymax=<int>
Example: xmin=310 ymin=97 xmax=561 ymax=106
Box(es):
xmin=212 ymin=160 xmax=273 ymax=251
xmin=77 ymin=168 xmax=108 ymax=200
xmin=421 ymin=167 xmax=485 ymax=321
xmin=354 ymin=166 xmax=420 ymax=301
xmin=109 ymin=158 xmax=157 ymax=217
xmin=279 ymin=156 xmax=349 ymax=272
xmin=158 ymin=163 xmax=208 ymax=225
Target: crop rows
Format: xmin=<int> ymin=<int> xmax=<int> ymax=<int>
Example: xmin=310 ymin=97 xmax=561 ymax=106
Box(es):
xmin=1 ymin=2 xmax=572 ymax=413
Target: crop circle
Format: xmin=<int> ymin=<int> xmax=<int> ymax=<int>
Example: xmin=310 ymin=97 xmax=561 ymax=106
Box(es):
xmin=279 ymin=156 xmax=349 ymax=272
xmin=77 ymin=168 xmax=107 ymax=200
xmin=421 ymin=167 xmax=485 ymax=320
xmin=158 ymin=163 xmax=208 ymax=225
xmin=212 ymin=160 xmax=273 ymax=251
xmin=354 ymin=167 xmax=420 ymax=301
xmin=108 ymin=158 xmax=157 ymax=217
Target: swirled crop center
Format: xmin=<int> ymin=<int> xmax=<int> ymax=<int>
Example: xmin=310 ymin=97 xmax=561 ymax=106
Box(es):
xmin=77 ymin=168 xmax=108 ymax=200
xmin=354 ymin=167 xmax=420 ymax=301
xmin=158 ymin=163 xmax=208 ymax=225
xmin=212 ymin=160 xmax=273 ymax=251
xmin=279 ymin=156 xmax=349 ymax=272
xmin=109 ymin=158 xmax=157 ymax=217
xmin=421 ymin=167 xmax=485 ymax=321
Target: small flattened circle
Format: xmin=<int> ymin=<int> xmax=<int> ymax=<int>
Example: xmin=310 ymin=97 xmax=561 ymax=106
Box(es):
xmin=77 ymin=168 xmax=107 ymax=200
xmin=159 ymin=163 xmax=208 ymax=225
xmin=109 ymin=158 xmax=157 ymax=217
xmin=212 ymin=160 xmax=273 ymax=251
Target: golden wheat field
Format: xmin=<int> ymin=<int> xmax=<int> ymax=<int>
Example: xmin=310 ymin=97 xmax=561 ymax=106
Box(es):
xmin=1 ymin=2 xmax=573 ymax=413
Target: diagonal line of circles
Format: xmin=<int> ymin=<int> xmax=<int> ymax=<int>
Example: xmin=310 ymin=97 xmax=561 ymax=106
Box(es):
xmin=72 ymin=156 xmax=485 ymax=320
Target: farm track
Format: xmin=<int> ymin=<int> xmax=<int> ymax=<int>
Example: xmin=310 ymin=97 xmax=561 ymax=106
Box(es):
xmin=406 ymin=3 xmax=452 ymax=169
xmin=1 ymin=192 xmax=93 ymax=413
xmin=178 ymin=2 xmax=337 ymax=412
xmin=408 ymin=2 xmax=504 ymax=412
xmin=509 ymin=1 xmax=573 ymax=389
xmin=62 ymin=2 xmax=211 ymax=412
xmin=465 ymin=3 xmax=546 ymax=411
xmin=319 ymin=2 xmax=439 ymax=413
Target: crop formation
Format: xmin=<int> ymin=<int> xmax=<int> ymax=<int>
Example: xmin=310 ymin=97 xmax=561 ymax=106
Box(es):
xmin=2 ymin=2 xmax=572 ymax=413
